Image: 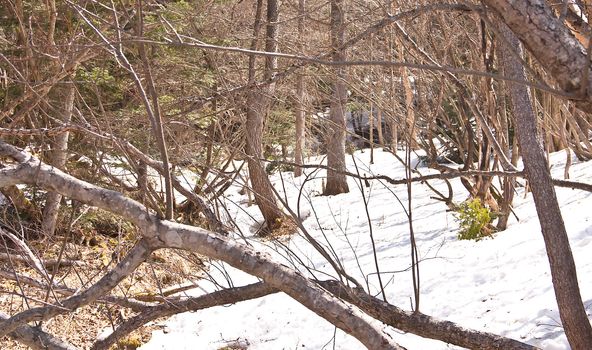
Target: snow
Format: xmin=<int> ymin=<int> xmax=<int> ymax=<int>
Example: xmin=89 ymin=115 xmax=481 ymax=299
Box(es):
xmin=140 ymin=148 xmax=592 ymax=350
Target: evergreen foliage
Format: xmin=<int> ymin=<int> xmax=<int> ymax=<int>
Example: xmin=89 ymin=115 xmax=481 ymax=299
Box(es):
xmin=454 ymin=198 xmax=493 ymax=241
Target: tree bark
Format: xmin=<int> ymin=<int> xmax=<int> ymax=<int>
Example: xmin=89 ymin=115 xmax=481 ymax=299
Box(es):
xmin=2 ymin=312 xmax=77 ymax=350
xmin=324 ymin=0 xmax=349 ymax=195
xmin=294 ymin=0 xmax=306 ymax=178
xmin=42 ymin=82 xmax=75 ymax=236
xmin=499 ymin=23 xmax=592 ymax=349
xmin=483 ymin=0 xmax=592 ymax=113
xmin=245 ymin=0 xmax=284 ymax=232
xmin=319 ymin=280 xmax=538 ymax=350
xmin=0 ymin=141 xmax=402 ymax=350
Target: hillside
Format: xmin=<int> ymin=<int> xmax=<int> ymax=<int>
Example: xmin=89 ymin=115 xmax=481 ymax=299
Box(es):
xmin=141 ymin=148 xmax=592 ymax=350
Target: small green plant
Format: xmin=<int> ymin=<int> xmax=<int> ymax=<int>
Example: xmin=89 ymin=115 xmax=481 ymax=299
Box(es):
xmin=454 ymin=198 xmax=493 ymax=241
xmin=116 ymin=335 xmax=143 ymax=349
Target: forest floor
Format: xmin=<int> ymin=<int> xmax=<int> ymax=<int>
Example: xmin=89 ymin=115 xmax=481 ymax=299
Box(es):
xmin=0 ymin=225 xmax=206 ymax=349
xmin=139 ymin=147 xmax=592 ymax=350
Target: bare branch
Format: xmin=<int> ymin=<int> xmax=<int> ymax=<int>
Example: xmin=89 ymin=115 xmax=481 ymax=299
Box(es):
xmin=0 ymin=252 xmax=83 ymax=269
xmin=0 ymin=141 xmax=403 ymax=349
xmin=0 ymin=123 xmax=226 ymax=233
xmin=1 ymin=311 xmax=78 ymax=350
xmin=0 ymin=268 xmax=155 ymax=312
xmin=92 ymin=282 xmax=276 ymax=350
xmin=318 ymin=280 xmax=539 ymax=350
xmin=0 ymin=237 xmax=153 ymax=338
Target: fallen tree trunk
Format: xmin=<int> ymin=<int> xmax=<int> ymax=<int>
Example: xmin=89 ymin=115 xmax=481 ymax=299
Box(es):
xmin=0 ymin=140 xmax=401 ymax=350
xmin=95 ymin=279 xmax=539 ymax=350
xmin=0 ymin=140 xmax=538 ymax=350
xmin=318 ymin=280 xmax=538 ymax=350
xmin=92 ymin=282 xmax=277 ymax=350
xmin=1 ymin=311 xmax=77 ymax=350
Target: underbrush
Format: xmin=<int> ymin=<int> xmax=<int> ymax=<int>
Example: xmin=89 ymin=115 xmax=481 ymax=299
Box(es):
xmin=453 ymin=198 xmax=496 ymax=241
xmin=0 ymin=204 xmax=207 ymax=349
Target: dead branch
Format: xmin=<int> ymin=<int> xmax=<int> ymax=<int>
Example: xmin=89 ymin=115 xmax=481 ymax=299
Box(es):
xmin=318 ymin=280 xmax=539 ymax=350
xmin=0 ymin=140 xmax=402 ymax=349
xmin=0 ymin=123 xmax=227 ymax=234
xmin=92 ymin=282 xmax=276 ymax=350
xmin=1 ymin=311 xmax=77 ymax=350
xmin=0 ymin=237 xmax=153 ymax=338
xmin=552 ymin=178 xmax=592 ymax=193
xmin=0 ymin=228 xmax=51 ymax=284
xmin=0 ymin=253 xmax=83 ymax=269
xmin=0 ymin=268 xmax=154 ymax=312
xmin=98 ymin=279 xmax=539 ymax=350
xmin=271 ymin=158 xmax=525 ymax=183
xmin=270 ymin=159 xmax=592 ymax=194
xmin=132 ymin=284 xmax=198 ymax=302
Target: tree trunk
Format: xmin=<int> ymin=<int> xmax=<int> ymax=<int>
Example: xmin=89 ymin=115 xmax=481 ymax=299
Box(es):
xmin=496 ymin=85 xmax=517 ymax=231
xmin=483 ymin=0 xmax=592 ymax=112
xmin=499 ymin=24 xmax=592 ymax=349
xmin=294 ymin=0 xmax=306 ymax=178
xmin=42 ymin=82 xmax=75 ymax=236
xmin=137 ymin=3 xmax=174 ymax=220
xmin=377 ymin=108 xmax=383 ymax=146
xmin=399 ymin=39 xmax=417 ymax=150
xmin=324 ymin=0 xmax=349 ymax=196
xmin=245 ymin=0 xmax=284 ymax=231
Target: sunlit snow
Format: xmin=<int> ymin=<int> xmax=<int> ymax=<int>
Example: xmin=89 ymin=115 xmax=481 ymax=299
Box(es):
xmin=140 ymin=148 xmax=592 ymax=350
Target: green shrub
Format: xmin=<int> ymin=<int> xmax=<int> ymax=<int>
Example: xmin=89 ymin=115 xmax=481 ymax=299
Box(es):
xmin=453 ymin=198 xmax=493 ymax=241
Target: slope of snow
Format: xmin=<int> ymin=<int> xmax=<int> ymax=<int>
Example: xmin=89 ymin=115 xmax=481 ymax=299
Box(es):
xmin=140 ymin=148 xmax=592 ymax=350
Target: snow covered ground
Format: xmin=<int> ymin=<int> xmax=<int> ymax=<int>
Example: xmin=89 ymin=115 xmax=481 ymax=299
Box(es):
xmin=140 ymin=148 xmax=592 ymax=350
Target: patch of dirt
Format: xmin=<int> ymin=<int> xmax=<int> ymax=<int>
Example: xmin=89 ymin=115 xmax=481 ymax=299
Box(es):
xmin=0 ymin=207 xmax=207 ymax=349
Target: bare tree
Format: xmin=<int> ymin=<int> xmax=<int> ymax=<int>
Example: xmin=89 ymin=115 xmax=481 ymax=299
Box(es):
xmin=245 ymin=0 xmax=285 ymax=232
xmin=4 ymin=1 xmax=592 ymax=349
xmin=498 ymin=21 xmax=592 ymax=349
xmin=0 ymin=140 xmax=541 ymax=350
xmin=294 ymin=0 xmax=306 ymax=177
xmin=324 ymin=0 xmax=349 ymax=195
xmin=41 ymin=81 xmax=75 ymax=236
